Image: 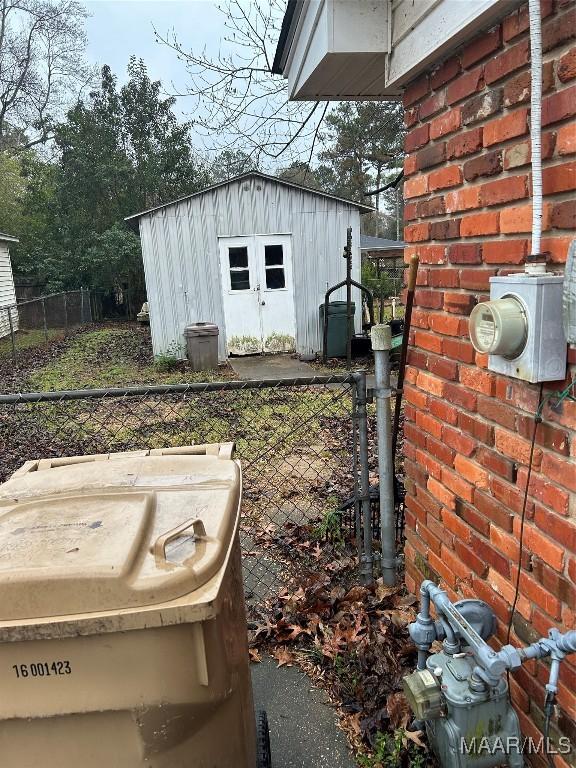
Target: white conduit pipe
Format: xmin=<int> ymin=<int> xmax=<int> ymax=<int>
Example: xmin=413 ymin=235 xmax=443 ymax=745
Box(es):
xmin=528 ymin=0 xmax=543 ymax=269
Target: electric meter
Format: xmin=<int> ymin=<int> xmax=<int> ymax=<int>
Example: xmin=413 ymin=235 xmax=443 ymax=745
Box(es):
xmin=469 ymin=297 xmax=528 ymax=358
xmin=468 ymin=274 xmax=566 ymax=383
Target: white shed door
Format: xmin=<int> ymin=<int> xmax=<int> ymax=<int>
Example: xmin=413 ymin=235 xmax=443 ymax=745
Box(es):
xmin=219 ymin=235 xmax=296 ymax=355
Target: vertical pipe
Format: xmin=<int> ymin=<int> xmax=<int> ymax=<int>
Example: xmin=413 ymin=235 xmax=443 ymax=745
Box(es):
xmin=371 ymin=324 xmax=396 ymax=586
xmin=351 ymin=386 xmax=363 ymax=567
xmin=345 ymin=227 xmax=352 ymax=368
xmin=322 ymin=290 xmax=329 ymax=364
xmin=376 ymin=257 xmax=383 ymax=324
xmin=528 ymin=0 xmax=543 ymax=264
xmin=391 ymin=255 xmax=419 ymax=460
xmin=354 ymin=371 xmax=373 ymax=585
xmin=7 ymin=307 xmax=16 ymax=362
xmin=416 ymin=584 xmax=433 ymax=670
xmin=42 ymin=298 xmax=48 ymax=343
xmin=395 ymin=186 xmax=400 ymax=242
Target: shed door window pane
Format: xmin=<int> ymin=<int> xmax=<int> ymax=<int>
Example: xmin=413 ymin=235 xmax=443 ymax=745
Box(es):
xmin=229 ymin=247 xmax=248 ymax=269
xmin=230 ymin=270 xmax=250 ymax=291
xmin=266 ymin=268 xmax=285 ymax=290
xmin=228 ymin=245 xmax=250 ymax=291
xmin=264 ymin=244 xmax=283 ymax=266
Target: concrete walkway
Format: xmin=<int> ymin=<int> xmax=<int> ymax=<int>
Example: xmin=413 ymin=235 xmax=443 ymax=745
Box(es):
xmin=229 ymin=353 xmax=391 ymax=392
xmin=251 ymin=656 xmax=357 ymax=768
xmin=230 ymin=354 xmax=321 ymax=380
xmin=237 ymin=354 xmax=358 ymax=767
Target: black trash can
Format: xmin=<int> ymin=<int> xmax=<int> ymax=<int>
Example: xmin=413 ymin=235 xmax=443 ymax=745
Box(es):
xmin=319 ymin=301 xmax=355 ymax=358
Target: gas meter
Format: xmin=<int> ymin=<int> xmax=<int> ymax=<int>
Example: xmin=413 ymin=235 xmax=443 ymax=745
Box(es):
xmin=469 ymin=274 xmax=566 ymax=383
xmin=405 ymin=581 xmax=576 ymax=768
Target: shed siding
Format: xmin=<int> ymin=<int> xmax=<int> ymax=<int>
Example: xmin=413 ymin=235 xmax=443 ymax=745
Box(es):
xmin=0 ymin=243 xmax=18 ymax=338
xmin=139 ymin=176 xmax=362 ymax=360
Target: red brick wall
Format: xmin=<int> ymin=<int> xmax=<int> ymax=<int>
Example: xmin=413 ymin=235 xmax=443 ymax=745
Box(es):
xmin=401 ymin=1 xmax=575 ymax=763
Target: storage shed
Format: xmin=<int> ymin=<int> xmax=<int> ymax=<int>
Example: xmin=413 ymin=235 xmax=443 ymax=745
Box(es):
xmin=0 ymin=233 xmax=18 ymax=339
xmin=126 ymin=172 xmax=371 ymax=361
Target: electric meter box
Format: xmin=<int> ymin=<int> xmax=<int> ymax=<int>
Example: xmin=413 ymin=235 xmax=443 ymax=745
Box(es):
xmin=469 ymin=274 xmax=566 ymax=383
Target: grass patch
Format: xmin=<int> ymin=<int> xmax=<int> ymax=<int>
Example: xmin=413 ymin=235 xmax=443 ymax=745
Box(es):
xmin=26 ymin=326 xmax=232 ymax=391
xmin=0 ymin=328 xmax=63 ymax=358
xmin=14 ymin=326 xmax=353 ymax=503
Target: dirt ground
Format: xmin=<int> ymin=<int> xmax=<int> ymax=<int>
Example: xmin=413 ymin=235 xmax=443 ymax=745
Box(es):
xmin=0 ymin=322 xmax=418 ymax=767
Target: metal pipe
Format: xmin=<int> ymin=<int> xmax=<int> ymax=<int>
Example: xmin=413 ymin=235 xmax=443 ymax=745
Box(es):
xmin=346 ymin=227 xmax=352 ymax=368
xmin=0 ymin=374 xmax=374 ymax=404
xmin=322 ymin=277 xmax=374 ymax=364
xmin=415 ymin=582 xmax=434 ymax=670
xmin=391 ymin=255 xmax=419 ymax=460
xmin=528 ymin=0 xmax=544 ymax=266
xmin=351 ymin=386 xmax=363 ymax=570
xmin=353 ymin=371 xmax=373 ymax=585
xmin=7 ymin=307 xmax=16 ymax=363
xmin=371 ymin=324 xmax=396 ymax=586
xmin=422 ymin=581 xmax=512 ymax=685
xmin=42 ymin=298 xmax=48 ymax=343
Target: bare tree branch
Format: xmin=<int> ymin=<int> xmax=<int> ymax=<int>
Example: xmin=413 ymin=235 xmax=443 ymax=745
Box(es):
xmin=154 ymin=0 xmax=330 ymax=167
xmin=0 ymin=0 xmax=92 ymax=151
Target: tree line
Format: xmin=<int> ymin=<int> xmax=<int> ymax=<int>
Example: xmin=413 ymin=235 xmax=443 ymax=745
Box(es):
xmin=0 ymin=0 xmax=405 ymax=303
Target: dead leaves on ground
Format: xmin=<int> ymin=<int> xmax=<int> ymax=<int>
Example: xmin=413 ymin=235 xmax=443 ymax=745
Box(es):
xmin=248 ymin=570 xmax=421 ymax=755
xmin=272 ymin=646 xmax=296 ymax=667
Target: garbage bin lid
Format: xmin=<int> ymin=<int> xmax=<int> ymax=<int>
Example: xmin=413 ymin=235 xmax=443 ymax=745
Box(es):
xmin=0 ymin=448 xmax=239 ymax=621
xmin=184 ymin=322 xmax=219 ymax=336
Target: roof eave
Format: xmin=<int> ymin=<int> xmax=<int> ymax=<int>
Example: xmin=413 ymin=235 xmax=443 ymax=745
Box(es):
xmin=272 ymin=0 xmax=299 ymax=75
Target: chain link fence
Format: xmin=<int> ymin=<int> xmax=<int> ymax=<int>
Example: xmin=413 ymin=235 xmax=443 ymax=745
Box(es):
xmin=0 ymin=375 xmax=380 ymax=612
xmin=362 ymin=255 xmax=405 ymax=324
xmin=0 ymin=290 xmax=92 ymax=362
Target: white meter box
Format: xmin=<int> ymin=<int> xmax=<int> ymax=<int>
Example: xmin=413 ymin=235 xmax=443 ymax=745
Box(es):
xmin=470 ymin=274 xmax=566 ymax=384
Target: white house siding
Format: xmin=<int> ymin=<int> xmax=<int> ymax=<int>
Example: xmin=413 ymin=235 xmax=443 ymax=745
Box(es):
xmin=138 ymin=176 xmax=362 ymax=361
xmin=0 ymin=242 xmax=18 ymax=339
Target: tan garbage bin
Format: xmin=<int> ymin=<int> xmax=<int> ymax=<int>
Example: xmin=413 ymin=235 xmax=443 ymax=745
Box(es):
xmin=0 ymin=444 xmax=270 ymax=768
xmin=184 ymin=322 xmax=219 ymax=371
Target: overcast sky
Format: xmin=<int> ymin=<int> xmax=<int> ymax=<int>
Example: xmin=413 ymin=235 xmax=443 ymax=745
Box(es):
xmin=83 ymin=1 xmax=227 ymax=122
xmin=81 ymin=1 xmax=306 ymax=167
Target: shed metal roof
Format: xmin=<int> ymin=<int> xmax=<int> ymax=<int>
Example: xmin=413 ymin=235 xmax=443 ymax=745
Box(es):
xmin=360 ymin=235 xmax=405 ymax=251
xmin=125 ymin=171 xmax=373 ymax=223
xmin=0 ymin=232 xmax=19 ymax=244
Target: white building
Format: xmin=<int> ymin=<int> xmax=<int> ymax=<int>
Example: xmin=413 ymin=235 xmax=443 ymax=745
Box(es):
xmin=0 ymin=233 xmax=18 ymax=339
xmin=126 ymin=172 xmax=371 ymax=361
xmin=271 ymin=0 xmax=516 ymax=100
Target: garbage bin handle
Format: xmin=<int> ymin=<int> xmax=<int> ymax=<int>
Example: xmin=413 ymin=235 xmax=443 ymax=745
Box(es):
xmin=153 ymin=518 xmax=207 ymax=563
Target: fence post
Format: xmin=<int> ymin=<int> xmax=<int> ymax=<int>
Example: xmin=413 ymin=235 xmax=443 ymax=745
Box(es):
xmin=42 ymin=298 xmax=48 ymax=343
xmin=7 ymin=307 xmax=16 ymax=362
xmin=351 ymin=386 xmax=363 ymax=570
xmin=63 ymin=292 xmax=68 ymax=332
xmin=353 ymin=370 xmax=373 ymax=586
xmin=80 ymin=288 xmax=85 ymax=324
xmin=371 ymin=325 xmax=397 ymax=586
